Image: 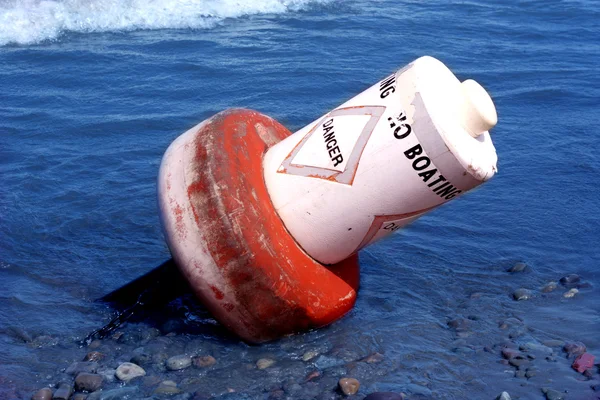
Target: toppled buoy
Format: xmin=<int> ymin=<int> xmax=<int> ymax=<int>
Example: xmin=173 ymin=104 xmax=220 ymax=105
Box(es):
xmin=157 ymin=56 xmax=498 ymax=342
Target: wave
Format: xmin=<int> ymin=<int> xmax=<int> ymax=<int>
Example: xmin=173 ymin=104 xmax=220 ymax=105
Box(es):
xmin=0 ymin=0 xmax=336 ymax=46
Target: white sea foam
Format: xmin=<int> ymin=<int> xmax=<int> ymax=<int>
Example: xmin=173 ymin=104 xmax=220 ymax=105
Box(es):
xmin=0 ymin=0 xmax=334 ymax=45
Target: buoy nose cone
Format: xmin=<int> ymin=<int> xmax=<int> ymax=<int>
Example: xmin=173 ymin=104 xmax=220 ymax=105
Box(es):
xmin=460 ymin=79 xmax=498 ymax=137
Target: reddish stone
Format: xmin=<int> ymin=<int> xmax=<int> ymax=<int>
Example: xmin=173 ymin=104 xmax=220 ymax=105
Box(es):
xmin=572 ymin=353 xmax=595 ymax=373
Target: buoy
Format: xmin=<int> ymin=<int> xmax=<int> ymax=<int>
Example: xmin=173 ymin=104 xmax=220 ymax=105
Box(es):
xmin=158 ymin=56 xmax=498 ymax=342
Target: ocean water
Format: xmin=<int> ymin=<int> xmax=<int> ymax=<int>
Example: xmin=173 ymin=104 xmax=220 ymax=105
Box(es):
xmin=1 ymin=0 xmax=599 ymax=399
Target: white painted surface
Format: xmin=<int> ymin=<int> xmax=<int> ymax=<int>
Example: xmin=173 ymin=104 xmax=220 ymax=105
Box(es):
xmin=263 ymin=56 xmax=498 ymax=265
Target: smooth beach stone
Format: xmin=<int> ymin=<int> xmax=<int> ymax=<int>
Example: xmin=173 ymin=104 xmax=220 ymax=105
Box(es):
xmin=302 ymin=350 xmax=319 ymax=362
xmin=508 ymin=356 xmax=529 ymax=368
xmin=115 ymin=362 xmax=146 ymax=381
xmin=541 ymin=282 xmax=557 ymax=293
xmin=32 ymin=388 xmax=53 ymax=400
xmin=502 ymin=347 xmax=521 ymax=360
xmin=542 ymin=388 xmax=565 ymax=400
xmin=155 ymin=380 xmax=181 ymax=395
xmin=563 ymin=288 xmax=578 ymax=298
xmin=256 ymin=358 xmax=276 ymax=369
xmin=193 ymin=355 xmax=216 ymax=368
xmin=559 ymin=274 xmax=580 ymax=287
xmin=512 ymin=288 xmax=532 ymax=301
xmin=74 ymin=373 xmax=103 ymax=392
xmin=66 ymin=361 xmax=99 ymax=375
xmin=338 ymin=377 xmax=360 ymax=395
xmin=166 ymin=354 xmax=192 ymax=370
xmin=525 ymin=367 xmax=538 ymax=378
xmin=364 ymin=393 xmax=405 ymax=400
xmin=508 ymin=262 xmax=527 ymax=273
xmin=84 ymin=352 xmax=105 ymax=362
xmin=496 ymin=391 xmax=511 ymax=400
xmin=361 ymin=352 xmax=384 ymax=363
xmin=564 ymin=341 xmax=586 ymax=357
xmin=52 ymin=383 xmax=72 ymax=400
xmin=87 ymin=387 xmax=138 ymax=400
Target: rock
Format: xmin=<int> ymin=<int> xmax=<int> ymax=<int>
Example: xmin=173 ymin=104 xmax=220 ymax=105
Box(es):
xmin=130 ymin=352 xmax=152 ymax=366
xmin=508 ymin=356 xmax=529 ymax=368
xmin=87 ymin=387 xmax=138 ymax=400
xmin=560 ymin=274 xmax=580 ymax=287
xmin=583 ymin=369 xmax=594 ymax=379
xmin=361 ymin=352 xmax=384 ymax=363
xmin=66 ymin=362 xmax=99 ymax=375
xmin=338 ymin=377 xmax=360 ymax=396
xmin=192 ymin=355 xmax=216 ymax=368
xmin=508 ymin=262 xmax=527 ymax=273
xmin=564 ymin=341 xmax=586 ymax=357
xmin=71 ymin=393 xmax=88 ymax=400
xmin=115 ymin=362 xmax=146 ymax=382
xmin=166 ymin=354 xmax=192 ymax=371
xmin=31 ymin=388 xmax=52 ymax=400
xmin=563 ymin=288 xmax=578 ymax=298
xmin=96 ymin=368 xmax=116 ymax=384
xmin=84 ymin=352 xmax=104 ymax=362
xmin=542 ymin=339 xmax=564 ymax=347
xmin=542 ymin=388 xmax=565 ymax=400
xmin=87 ymin=340 xmax=102 ymax=349
xmin=572 ymin=353 xmax=595 ymax=373
xmin=155 ymin=380 xmax=181 ymax=395
xmin=525 ymin=367 xmax=537 ymax=378
xmin=591 ymin=384 xmax=600 ymax=392
xmin=448 ymin=318 xmax=470 ymax=330
xmin=501 ymin=347 xmax=521 ymax=360
xmin=515 ymin=370 xmax=526 ymax=378
xmin=364 ymin=393 xmax=405 ymax=400
xmin=52 ymin=383 xmax=72 ymax=400
xmin=305 ymin=371 xmax=321 ymax=381
xmin=256 ymin=358 xmax=276 ymax=369
xmin=302 ymin=350 xmax=319 ymax=362
xmin=74 ymin=373 xmax=103 ymax=392
xmin=512 ymin=288 xmax=532 ymax=301
xmin=496 ymin=392 xmax=511 ymax=400
xmin=541 ymin=282 xmax=557 ymax=293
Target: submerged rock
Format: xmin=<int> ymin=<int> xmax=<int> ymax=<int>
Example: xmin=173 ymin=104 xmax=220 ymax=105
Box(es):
xmin=559 ymin=274 xmax=580 ymax=287
xmin=52 ymin=383 xmax=72 ymax=400
xmin=542 ymin=388 xmax=565 ymax=400
xmin=154 ymin=380 xmax=181 ymax=395
xmin=338 ymin=377 xmax=360 ymax=395
xmin=87 ymin=387 xmax=138 ymax=400
xmin=66 ymin=362 xmax=99 ymax=375
xmin=364 ymin=393 xmax=405 ymax=400
xmin=496 ymin=392 xmax=511 ymax=400
xmin=508 ymin=262 xmax=527 ymax=273
xmin=563 ymin=288 xmax=578 ymax=298
xmin=74 ymin=373 xmax=103 ymax=392
xmin=115 ymin=362 xmax=146 ymax=381
xmin=302 ymin=350 xmax=319 ymax=362
xmin=564 ymin=341 xmax=586 ymax=357
xmin=256 ymin=358 xmax=276 ymax=370
xmin=512 ymin=288 xmax=532 ymax=301
xmin=541 ymin=282 xmax=557 ymax=293
xmin=166 ymin=354 xmax=192 ymax=371
xmin=193 ymin=355 xmax=216 ymax=368
xmin=31 ymin=388 xmax=52 ymax=400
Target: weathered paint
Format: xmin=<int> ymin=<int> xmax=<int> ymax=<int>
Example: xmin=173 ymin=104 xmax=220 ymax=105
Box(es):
xmin=158 ymin=109 xmax=359 ymax=343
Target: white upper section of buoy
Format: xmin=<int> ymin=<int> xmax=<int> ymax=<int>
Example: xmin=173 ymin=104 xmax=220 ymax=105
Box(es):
xmin=263 ymin=56 xmax=499 ymax=265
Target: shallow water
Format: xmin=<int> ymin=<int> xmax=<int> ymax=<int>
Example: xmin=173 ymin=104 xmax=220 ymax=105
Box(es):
xmin=1 ymin=0 xmax=599 ymax=399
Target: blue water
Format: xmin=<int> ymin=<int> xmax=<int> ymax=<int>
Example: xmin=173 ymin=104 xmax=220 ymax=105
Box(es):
xmin=1 ymin=0 xmax=599 ymax=399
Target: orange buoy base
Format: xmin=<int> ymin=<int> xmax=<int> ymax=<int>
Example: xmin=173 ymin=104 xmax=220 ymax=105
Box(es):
xmin=158 ymin=109 xmax=359 ymax=343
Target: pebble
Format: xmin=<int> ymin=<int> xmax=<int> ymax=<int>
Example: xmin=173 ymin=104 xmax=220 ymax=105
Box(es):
xmin=525 ymin=367 xmax=537 ymax=378
xmin=508 ymin=262 xmax=527 ymax=273
xmin=509 ymin=356 xmax=529 ymax=368
xmin=31 ymin=388 xmax=52 ymax=400
xmin=564 ymin=341 xmax=586 ymax=357
xmin=302 ymin=350 xmax=319 ymax=362
xmin=501 ymin=348 xmax=521 ymax=360
xmin=542 ymin=388 xmax=565 ymax=400
xmin=496 ymin=391 xmax=511 ymax=400
xmin=66 ymin=362 xmax=99 ymax=375
xmin=541 ymin=282 xmax=558 ymax=293
xmin=256 ymin=358 xmax=276 ymax=369
xmin=361 ymin=352 xmax=384 ymax=363
xmin=72 ymin=393 xmax=88 ymax=400
xmin=515 ymin=370 xmax=526 ymax=378
xmin=563 ymin=288 xmax=578 ymax=298
xmin=559 ymin=274 xmax=580 ymax=287
xmin=364 ymin=393 xmax=405 ymax=400
xmin=130 ymin=352 xmax=152 ymax=366
xmin=52 ymin=383 xmax=72 ymax=400
xmin=74 ymin=373 xmax=103 ymax=392
xmin=87 ymin=387 xmax=138 ymax=400
xmin=542 ymin=339 xmax=564 ymax=347
xmin=512 ymin=288 xmax=532 ymax=301
xmin=155 ymin=380 xmax=182 ymax=395
xmin=193 ymin=355 xmax=216 ymax=368
xmin=166 ymin=355 xmax=192 ymax=371
xmin=338 ymin=377 xmax=360 ymax=395
xmin=115 ymin=362 xmax=146 ymax=382
xmin=84 ymin=352 xmax=105 ymax=362
xmin=572 ymin=353 xmax=595 ymax=373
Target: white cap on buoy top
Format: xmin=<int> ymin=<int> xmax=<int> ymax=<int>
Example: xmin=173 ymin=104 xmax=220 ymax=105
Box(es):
xmin=459 ymin=79 xmax=498 ymax=137
xmin=263 ymin=56 xmax=499 ymax=265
